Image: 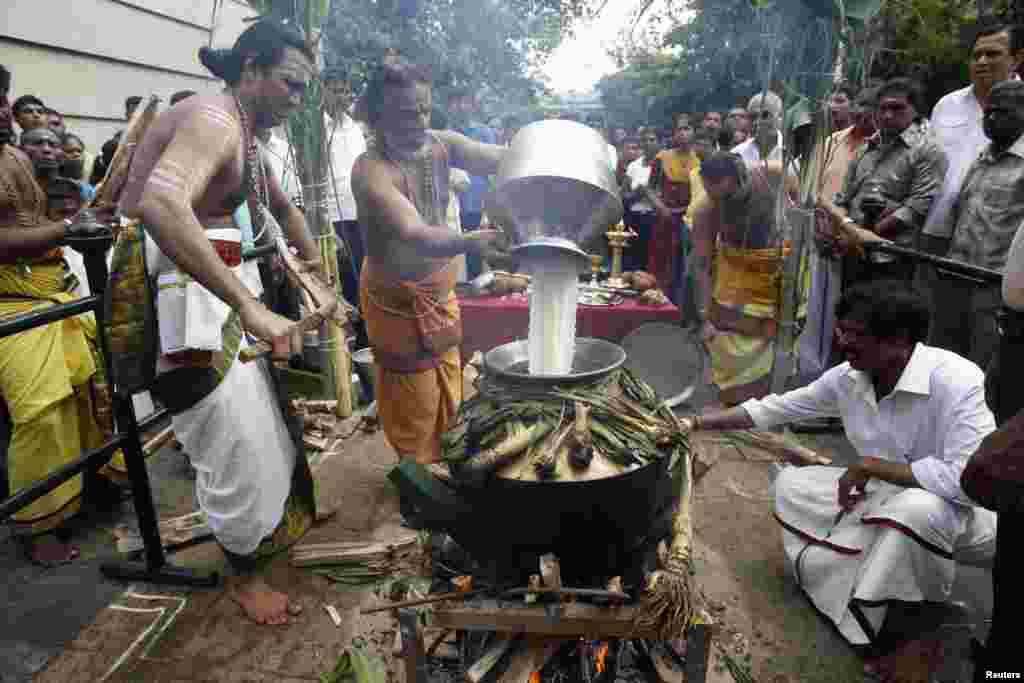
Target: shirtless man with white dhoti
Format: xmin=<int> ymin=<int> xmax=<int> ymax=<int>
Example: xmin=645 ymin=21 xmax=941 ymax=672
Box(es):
xmin=683 ymin=281 xmax=997 ymax=682
xmin=119 ymin=20 xmax=322 ymax=625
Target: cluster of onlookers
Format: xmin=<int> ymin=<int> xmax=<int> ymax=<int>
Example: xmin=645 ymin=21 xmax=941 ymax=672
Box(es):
xmin=6 ymin=90 xmax=200 ymax=225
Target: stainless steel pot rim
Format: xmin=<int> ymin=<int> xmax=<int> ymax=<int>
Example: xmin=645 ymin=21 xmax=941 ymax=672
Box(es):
xmin=483 ymin=337 xmax=627 ymax=383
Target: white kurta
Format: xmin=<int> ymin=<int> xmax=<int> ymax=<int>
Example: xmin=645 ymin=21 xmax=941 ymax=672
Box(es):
xmin=732 ymin=132 xmax=785 ymax=164
xmin=742 ymin=344 xmax=998 ymax=644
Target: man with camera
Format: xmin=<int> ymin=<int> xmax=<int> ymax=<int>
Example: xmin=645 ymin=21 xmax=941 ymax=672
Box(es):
xmin=821 ymin=78 xmax=948 ymax=286
xmin=926 ymin=81 xmax=1024 ymax=379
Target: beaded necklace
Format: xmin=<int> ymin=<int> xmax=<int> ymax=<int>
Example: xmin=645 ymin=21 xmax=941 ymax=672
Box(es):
xmin=232 ymin=93 xmax=274 ymax=239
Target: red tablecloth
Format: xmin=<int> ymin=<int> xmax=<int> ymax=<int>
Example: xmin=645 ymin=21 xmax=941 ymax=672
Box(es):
xmin=458 ymin=294 xmax=680 ymax=360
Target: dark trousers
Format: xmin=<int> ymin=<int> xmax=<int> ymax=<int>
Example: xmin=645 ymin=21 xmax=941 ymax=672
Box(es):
xmin=974 ymin=309 xmax=1024 ymax=682
xmin=623 ymin=210 xmax=655 ymax=274
xmin=927 ymin=278 xmax=1001 ymax=378
xmin=335 ymin=220 xmax=368 ymax=350
xmin=462 ymin=211 xmax=484 ymax=280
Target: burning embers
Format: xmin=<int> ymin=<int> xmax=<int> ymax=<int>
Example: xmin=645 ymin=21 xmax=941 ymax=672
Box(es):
xmin=395 ymin=541 xmax=713 ymax=683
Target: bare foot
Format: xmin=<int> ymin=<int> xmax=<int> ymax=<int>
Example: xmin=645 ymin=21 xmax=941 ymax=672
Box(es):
xmin=228 ymin=575 xmax=293 ymax=625
xmin=866 ymin=637 xmax=943 ymax=683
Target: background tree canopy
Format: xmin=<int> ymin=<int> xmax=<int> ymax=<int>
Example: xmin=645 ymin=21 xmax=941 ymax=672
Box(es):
xmin=321 ymin=0 xmax=596 ymax=113
xmin=597 ymin=0 xmax=1020 ymax=130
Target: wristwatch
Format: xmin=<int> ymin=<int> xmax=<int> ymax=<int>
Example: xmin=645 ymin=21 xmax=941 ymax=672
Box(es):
xmin=61 ymin=218 xmax=74 ymax=243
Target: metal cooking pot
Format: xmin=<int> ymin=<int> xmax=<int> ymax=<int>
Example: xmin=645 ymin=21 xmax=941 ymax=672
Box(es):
xmin=493 ymin=120 xmax=623 ymax=255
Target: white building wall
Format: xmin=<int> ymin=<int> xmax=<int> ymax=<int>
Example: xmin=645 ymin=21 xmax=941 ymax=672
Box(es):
xmin=1 ymin=0 xmax=254 ymax=153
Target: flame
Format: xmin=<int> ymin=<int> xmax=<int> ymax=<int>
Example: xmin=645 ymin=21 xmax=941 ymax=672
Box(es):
xmin=528 ymin=672 xmax=541 ymax=683
xmin=594 ymin=642 xmax=609 ymax=674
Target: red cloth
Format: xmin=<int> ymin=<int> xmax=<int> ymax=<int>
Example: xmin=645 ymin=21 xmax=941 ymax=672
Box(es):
xmin=458 ymin=294 xmax=680 ymax=361
xmin=648 ymin=177 xmax=689 ymax=294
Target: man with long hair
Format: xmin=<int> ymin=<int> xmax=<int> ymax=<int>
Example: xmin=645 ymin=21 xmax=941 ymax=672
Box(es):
xmin=120 ymin=19 xmax=323 ymax=625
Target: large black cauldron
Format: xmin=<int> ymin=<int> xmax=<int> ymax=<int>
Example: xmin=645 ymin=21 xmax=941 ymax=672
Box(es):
xmin=443 ymin=454 xmax=676 ymax=586
xmin=402 ymin=338 xmax=677 ymax=586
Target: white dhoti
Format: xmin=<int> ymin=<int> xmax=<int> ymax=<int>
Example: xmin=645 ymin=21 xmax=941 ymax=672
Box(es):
xmin=796 ymin=253 xmax=842 ymax=384
xmin=774 ymin=465 xmax=996 ymax=644
xmin=169 ymin=356 xmax=296 ymax=555
xmin=147 ymin=227 xmax=296 ymax=556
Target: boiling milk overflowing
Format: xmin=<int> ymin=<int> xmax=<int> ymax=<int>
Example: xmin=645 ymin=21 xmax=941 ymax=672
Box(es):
xmin=527 ymin=252 xmax=578 ymax=374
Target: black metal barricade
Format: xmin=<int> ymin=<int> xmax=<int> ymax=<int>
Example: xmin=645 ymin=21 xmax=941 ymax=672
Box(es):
xmin=0 ymin=234 xmax=217 ymax=587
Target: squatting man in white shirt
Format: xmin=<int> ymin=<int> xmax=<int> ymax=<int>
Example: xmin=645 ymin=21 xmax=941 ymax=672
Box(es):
xmin=681 ymin=280 xmax=997 ymax=682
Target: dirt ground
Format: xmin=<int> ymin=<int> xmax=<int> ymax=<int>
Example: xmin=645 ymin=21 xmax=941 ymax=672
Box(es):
xmin=25 ymin=411 xmax=879 ymax=683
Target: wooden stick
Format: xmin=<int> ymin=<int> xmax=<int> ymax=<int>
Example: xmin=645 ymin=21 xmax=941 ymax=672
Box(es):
xmin=499 ymin=638 xmax=562 ymax=683
xmin=465 ymin=636 xmax=515 ymax=683
xmin=424 ymin=629 xmax=454 ymax=658
xmin=292 ymin=398 xmax=339 ymax=414
xmin=728 ymin=429 xmax=832 ymax=466
xmin=238 ymin=311 xmax=327 ymax=363
xmin=359 ymin=587 xmax=488 ymax=614
xmin=89 ymin=95 xmax=160 ymax=209
xmin=539 ymin=553 xmax=562 ymax=593
xmin=142 ymin=426 xmax=176 ymax=456
xmin=331 ymin=322 xmax=353 ymax=418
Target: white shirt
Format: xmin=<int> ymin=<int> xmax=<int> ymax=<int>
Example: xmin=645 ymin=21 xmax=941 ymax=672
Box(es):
xmin=732 ymin=131 xmax=785 ymax=164
xmin=625 ymin=156 xmax=655 ymax=213
xmin=922 ymin=85 xmax=989 ymax=239
xmin=260 ymin=129 xmax=297 ymax=196
xmin=257 ymin=116 xmax=368 ymax=223
xmin=607 ymin=143 xmax=618 ymax=171
xmin=325 ymin=112 xmax=367 ymax=222
xmin=741 ymin=343 xmax=995 ymax=506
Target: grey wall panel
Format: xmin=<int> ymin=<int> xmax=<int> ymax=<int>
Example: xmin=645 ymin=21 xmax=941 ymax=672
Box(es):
xmin=1 ymin=41 xmax=221 ymax=151
xmin=3 ymin=0 xmax=254 ymax=79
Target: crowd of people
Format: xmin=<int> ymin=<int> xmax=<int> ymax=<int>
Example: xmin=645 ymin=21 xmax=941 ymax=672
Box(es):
xmin=3 ymin=13 xmax=1024 ymax=682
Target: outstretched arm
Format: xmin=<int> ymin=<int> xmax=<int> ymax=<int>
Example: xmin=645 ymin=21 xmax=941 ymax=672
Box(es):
xmin=351 ymin=155 xmax=493 ymax=258
xmin=433 ymin=129 xmax=505 ymax=177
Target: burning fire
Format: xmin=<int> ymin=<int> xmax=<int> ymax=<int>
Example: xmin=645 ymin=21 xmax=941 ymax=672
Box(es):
xmin=594 ymin=642 xmax=609 ymax=673
xmin=528 ymin=672 xmax=541 ymax=683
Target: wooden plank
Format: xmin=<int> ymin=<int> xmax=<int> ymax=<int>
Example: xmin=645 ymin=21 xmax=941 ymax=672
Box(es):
xmin=112 ymin=511 xmax=210 ymax=554
xmin=498 ymin=637 xmax=564 ymax=683
xmin=432 ymin=602 xmax=654 ymax=639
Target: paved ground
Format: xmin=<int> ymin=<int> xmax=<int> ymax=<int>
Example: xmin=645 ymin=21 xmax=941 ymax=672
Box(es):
xmin=0 ymin=324 xmax=998 ymax=682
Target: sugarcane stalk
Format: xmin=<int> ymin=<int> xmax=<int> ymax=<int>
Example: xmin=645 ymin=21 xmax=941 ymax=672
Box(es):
xmin=532 ymin=421 xmax=572 ymax=478
xmin=454 ymin=420 xmax=553 ymax=480
xmin=572 ymin=402 xmax=592 ymax=448
xmin=89 ymin=95 xmax=160 ymax=211
xmin=635 ymin=449 xmax=697 ymax=640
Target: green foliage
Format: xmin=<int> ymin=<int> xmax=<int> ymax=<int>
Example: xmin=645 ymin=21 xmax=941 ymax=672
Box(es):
xmin=322 ymin=0 xmax=588 ymax=109
xmin=320 ymin=640 xmax=387 ymax=683
xmin=598 ymin=0 xmax=841 ymax=128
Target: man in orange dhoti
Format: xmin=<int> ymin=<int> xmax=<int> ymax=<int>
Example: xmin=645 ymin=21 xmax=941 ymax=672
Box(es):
xmin=352 ymin=59 xmax=505 ymax=479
